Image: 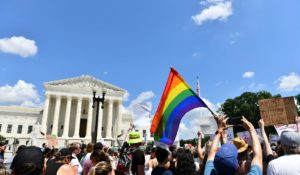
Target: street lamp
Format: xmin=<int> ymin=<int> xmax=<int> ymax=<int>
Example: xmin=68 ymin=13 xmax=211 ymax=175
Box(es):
xmin=92 ymin=91 xmax=105 ymax=143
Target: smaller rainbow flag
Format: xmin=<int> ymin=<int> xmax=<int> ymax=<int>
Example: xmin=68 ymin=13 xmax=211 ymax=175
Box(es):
xmin=150 ymin=68 xmax=209 ymax=145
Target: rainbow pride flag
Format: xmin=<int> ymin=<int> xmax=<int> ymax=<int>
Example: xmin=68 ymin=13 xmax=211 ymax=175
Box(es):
xmin=150 ymin=68 xmax=209 ymax=145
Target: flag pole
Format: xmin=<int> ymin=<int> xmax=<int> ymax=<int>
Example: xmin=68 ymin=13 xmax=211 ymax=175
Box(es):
xmin=196 ymin=76 xmax=217 ymax=118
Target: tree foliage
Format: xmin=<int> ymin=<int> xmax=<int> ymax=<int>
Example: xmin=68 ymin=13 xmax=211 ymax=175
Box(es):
xmin=219 ymin=91 xmax=281 ymax=133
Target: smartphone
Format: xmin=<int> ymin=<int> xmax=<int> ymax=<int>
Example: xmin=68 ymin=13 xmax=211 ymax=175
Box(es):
xmin=228 ymin=117 xmax=243 ymax=125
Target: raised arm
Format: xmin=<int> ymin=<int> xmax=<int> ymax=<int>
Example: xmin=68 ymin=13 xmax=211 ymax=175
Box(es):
xmin=207 ymin=128 xmax=222 ymax=161
xmin=207 ymin=115 xmax=228 ymax=161
xmin=241 ymin=116 xmax=262 ymax=169
xmin=124 ymin=122 xmax=134 ymax=142
xmin=197 ymin=128 xmax=205 ymax=161
xmin=296 ymin=116 xmax=300 ymax=134
xmin=258 ymin=119 xmax=273 ymax=156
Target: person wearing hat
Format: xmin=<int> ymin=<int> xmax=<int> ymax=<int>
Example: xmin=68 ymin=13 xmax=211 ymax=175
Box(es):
xmin=128 ymin=131 xmax=145 ymax=175
xmin=204 ymin=116 xmax=262 ymax=175
xmin=45 ymin=148 xmax=76 ymax=175
xmin=267 ymin=130 xmax=300 ymax=175
xmin=232 ymin=137 xmax=252 ymax=174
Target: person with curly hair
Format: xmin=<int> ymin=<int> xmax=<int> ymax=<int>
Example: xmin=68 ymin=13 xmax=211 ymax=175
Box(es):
xmin=175 ymin=148 xmax=197 ymax=175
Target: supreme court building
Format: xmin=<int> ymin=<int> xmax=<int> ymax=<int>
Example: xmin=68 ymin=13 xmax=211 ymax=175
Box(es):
xmin=0 ymin=75 xmax=133 ymax=149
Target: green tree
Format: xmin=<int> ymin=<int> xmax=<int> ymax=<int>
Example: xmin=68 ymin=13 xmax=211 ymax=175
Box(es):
xmin=219 ymin=91 xmax=281 ymax=133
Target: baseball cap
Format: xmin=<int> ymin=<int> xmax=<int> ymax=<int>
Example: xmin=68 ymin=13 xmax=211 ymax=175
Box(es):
xmin=280 ymin=131 xmax=300 ymax=147
xmin=12 ymin=146 xmax=44 ymax=175
xmin=213 ymin=144 xmax=239 ymax=175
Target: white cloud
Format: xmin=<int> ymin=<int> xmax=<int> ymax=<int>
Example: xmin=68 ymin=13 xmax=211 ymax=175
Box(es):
xmin=0 ymin=80 xmax=41 ymax=107
xmin=0 ymin=36 xmax=38 ymax=58
xmin=192 ymin=1 xmax=233 ymax=26
xmin=123 ymin=91 xmax=130 ymax=101
xmin=128 ymin=91 xmax=155 ymax=108
xmin=277 ymin=72 xmax=300 ymax=92
xmin=192 ymin=52 xmax=200 ymax=57
xmin=127 ymin=91 xmax=155 ymax=128
xmin=229 ymin=32 xmax=240 ymax=45
xmin=242 ymin=71 xmax=255 ymax=78
xmin=178 ymin=97 xmax=219 ymax=139
xmin=200 ymin=0 xmax=226 ymax=6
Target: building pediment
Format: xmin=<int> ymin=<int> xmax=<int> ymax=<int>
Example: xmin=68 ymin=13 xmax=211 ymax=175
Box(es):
xmin=44 ymin=75 xmax=125 ymax=95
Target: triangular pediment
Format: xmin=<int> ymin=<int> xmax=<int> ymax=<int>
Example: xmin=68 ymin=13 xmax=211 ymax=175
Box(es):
xmin=44 ymin=75 xmax=125 ymax=92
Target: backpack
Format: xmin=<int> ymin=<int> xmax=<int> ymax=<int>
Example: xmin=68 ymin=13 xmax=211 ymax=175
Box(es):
xmin=116 ymin=153 xmax=131 ymax=175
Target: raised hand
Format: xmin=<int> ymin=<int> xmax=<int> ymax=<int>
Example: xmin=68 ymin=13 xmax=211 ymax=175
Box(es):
xmin=241 ymin=116 xmax=255 ymax=132
xmin=295 ymin=116 xmax=300 ymax=124
xmin=296 ymin=116 xmax=300 ymax=134
xmin=258 ymin=119 xmax=265 ymax=129
xmin=197 ymin=128 xmax=203 ymax=138
xmin=214 ymin=115 xmax=229 ymax=129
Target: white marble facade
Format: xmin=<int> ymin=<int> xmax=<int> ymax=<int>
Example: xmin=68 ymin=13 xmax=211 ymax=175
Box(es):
xmin=0 ymin=75 xmax=133 ymax=149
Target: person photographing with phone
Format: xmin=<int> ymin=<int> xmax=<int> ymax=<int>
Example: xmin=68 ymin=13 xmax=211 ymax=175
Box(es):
xmin=204 ymin=115 xmax=262 ymax=175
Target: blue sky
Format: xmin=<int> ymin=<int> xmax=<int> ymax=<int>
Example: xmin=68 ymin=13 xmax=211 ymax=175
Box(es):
xmin=1 ymin=0 xmax=300 ymax=138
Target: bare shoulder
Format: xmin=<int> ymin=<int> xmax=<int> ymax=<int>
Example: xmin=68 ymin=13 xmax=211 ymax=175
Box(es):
xmin=58 ymin=164 xmax=76 ymax=175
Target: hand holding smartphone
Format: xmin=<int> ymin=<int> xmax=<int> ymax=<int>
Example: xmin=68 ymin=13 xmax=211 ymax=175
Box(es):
xmin=227 ymin=117 xmax=243 ymax=125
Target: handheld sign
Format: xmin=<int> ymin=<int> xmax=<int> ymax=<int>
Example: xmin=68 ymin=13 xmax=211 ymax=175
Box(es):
xmin=258 ymin=97 xmax=297 ymax=126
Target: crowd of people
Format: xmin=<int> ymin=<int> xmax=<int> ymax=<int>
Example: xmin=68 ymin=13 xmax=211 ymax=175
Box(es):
xmin=0 ymin=115 xmax=300 ymax=175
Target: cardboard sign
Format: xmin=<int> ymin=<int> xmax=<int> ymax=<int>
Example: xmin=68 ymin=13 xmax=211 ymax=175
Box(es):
xmin=259 ymin=97 xmax=297 ymax=126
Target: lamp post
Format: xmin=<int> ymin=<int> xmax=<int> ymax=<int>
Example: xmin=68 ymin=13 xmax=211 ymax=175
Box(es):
xmin=92 ymin=91 xmax=105 ymax=144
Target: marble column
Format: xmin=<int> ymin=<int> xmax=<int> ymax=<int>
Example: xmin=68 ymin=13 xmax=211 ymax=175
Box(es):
xmin=86 ymin=97 xmax=93 ymax=139
xmin=62 ymin=96 xmax=72 ymax=138
xmin=52 ymin=95 xmax=61 ymax=135
xmin=115 ymin=100 xmax=122 ymax=138
xmin=97 ymin=104 xmax=103 ymax=140
xmin=105 ymin=100 xmax=113 ymax=138
xmin=74 ymin=97 xmax=82 ymax=138
xmin=41 ymin=94 xmax=50 ymax=132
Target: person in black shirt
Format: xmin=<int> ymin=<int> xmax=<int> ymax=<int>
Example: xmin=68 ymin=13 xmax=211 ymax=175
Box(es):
xmin=45 ymin=148 xmax=76 ymax=175
xmin=128 ymin=131 xmax=145 ymax=175
xmin=151 ymin=148 xmax=172 ymax=175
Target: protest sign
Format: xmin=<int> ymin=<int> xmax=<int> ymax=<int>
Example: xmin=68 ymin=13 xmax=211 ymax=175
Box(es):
xmin=259 ymin=97 xmax=297 ymax=126
xmin=274 ymin=124 xmax=297 ymax=136
xmin=227 ymin=127 xmax=234 ymax=142
xmin=236 ymin=129 xmax=261 ymax=143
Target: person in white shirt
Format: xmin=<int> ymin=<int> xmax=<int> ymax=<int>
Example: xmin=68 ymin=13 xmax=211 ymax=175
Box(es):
xmin=267 ymin=131 xmax=300 ymax=175
xmin=69 ymin=142 xmax=83 ymax=175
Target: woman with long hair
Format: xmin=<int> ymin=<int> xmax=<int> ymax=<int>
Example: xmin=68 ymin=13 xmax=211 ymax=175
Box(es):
xmin=175 ymin=148 xmax=197 ymax=175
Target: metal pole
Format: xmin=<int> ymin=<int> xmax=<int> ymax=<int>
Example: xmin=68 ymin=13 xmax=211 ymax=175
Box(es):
xmin=93 ymin=100 xmax=100 ymax=143
xmin=92 ymin=91 xmax=105 ymax=144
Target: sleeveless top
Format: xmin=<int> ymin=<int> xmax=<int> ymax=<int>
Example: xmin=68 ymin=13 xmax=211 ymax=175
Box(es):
xmin=45 ymin=162 xmax=64 ymax=175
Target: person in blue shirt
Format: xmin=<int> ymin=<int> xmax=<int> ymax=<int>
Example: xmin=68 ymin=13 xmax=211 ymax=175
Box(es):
xmin=204 ymin=116 xmax=262 ymax=175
